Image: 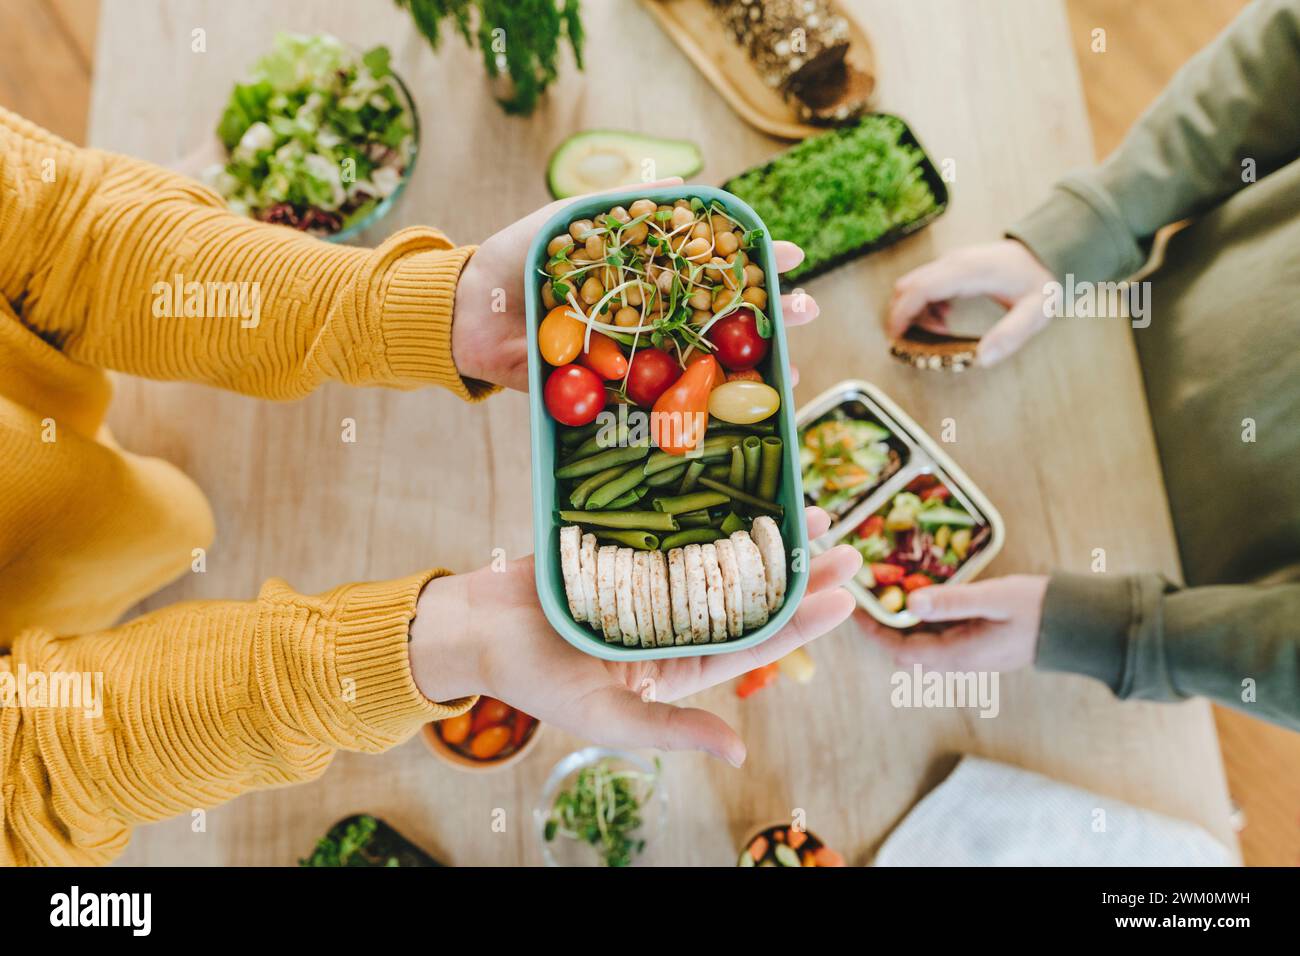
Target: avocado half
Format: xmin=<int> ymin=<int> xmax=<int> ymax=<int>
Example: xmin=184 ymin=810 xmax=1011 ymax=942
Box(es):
xmin=546 ymin=130 xmax=704 ymax=199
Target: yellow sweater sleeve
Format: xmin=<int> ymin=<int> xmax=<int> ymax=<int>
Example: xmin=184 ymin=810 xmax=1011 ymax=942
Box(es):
xmin=0 ymin=106 xmax=496 ymax=402
xmin=0 ymin=570 xmax=473 ymax=866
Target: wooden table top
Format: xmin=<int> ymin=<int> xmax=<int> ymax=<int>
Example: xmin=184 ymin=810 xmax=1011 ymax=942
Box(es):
xmin=92 ymin=0 xmax=1238 ymax=866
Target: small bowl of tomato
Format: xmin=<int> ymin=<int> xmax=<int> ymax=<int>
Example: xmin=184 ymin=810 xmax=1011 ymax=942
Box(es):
xmin=421 ymin=697 xmax=542 ymax=772
xmin=737 ymin=821 xmax=846 ymax=867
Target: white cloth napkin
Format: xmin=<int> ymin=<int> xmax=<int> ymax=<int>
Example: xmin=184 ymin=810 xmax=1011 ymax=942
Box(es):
xmin=874 ymin=756 xmax=1233 ymax=866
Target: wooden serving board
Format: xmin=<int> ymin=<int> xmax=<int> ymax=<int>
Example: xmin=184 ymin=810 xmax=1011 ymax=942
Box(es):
xmin=638 ymin=0 xmax=876 ymax=141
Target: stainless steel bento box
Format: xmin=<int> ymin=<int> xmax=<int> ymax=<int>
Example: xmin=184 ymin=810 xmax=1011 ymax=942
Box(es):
xmin=796 ymin=380 xmax=1005 ymax=628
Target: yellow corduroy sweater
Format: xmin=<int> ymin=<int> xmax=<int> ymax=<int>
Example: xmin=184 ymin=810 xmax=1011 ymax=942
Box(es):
xmin=0 ymin=108 xmax=494 ymax=865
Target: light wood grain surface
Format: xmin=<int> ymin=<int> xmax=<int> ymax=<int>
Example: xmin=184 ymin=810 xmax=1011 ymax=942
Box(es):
xmin=88 ymin=0 xmax=1239 ymax=866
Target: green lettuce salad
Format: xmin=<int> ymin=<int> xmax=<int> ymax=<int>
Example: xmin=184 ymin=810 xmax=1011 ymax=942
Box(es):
xmin=723 ymin=115 xmax=941 ymax=280
xmin=205 ymin=33 xmax=416 ymax=236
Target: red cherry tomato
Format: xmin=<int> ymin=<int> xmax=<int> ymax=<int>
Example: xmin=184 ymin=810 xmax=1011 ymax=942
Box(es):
xmin=855 ymin=514 xmax=885 ymax=539
xmin=625 ymin=348 xmax=681 ymax=408
xmin=706 ymin=308 xmax=769 ymax=371
xmin=920 ymin=485 xmax=951 ymax=502
xmin=906 ymin=473 xmax=939 ymax=492
xmin=870 ymin=563 xmax=906 ymax=586
xmin=578 ymin=331 xmax=629 ymax=380
xmin=652 ymin=355 xmax=718 ymax=456
xmin=902 ymin=573 xmax=934 ymax=593
xmin=544 ymin=364 xmax=604 ymax=426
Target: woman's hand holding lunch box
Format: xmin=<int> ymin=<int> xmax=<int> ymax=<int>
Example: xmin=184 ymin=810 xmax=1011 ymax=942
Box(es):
xmin=408 ymin=507 xmax=861 ymax=767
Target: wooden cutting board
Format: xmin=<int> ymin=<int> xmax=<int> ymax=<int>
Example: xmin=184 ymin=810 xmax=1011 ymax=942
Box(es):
xmin=639 ymin=0 xmax=876 ymax=140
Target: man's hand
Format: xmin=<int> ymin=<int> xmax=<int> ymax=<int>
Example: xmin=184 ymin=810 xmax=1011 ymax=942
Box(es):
xmin=887 ymin=240 xmax=1057 ymax=367
xmin=855 ymin=575 xmax=1049 ymax=672
xmin=408 ymin=507 xmax=862 ymax=767
xmin=451 ymin=180 xmax=822 ymax=391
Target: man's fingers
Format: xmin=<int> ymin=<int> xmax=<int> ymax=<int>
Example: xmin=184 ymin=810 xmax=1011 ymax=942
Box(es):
xmin=586 ymin=687 xmax=746 ymax=767
xmin=772 ymin=241 xmax=805 ymax=273
xmin=976 ymin=294 xmax=1051 ymax=367
xmin=906 ymin=580 xmax=1015 ymax=622
xmin=780 ymin=291 xmax=819 ymax=326
xmin=804 ymin=505 xmax=831 ymax=540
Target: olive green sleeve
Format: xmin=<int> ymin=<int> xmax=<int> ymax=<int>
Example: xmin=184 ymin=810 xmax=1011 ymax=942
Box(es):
xmin=1035 ymin=572 xmax=1300 ymax=731
xmin=1008 ymin=0 xmax=1300 ymax=282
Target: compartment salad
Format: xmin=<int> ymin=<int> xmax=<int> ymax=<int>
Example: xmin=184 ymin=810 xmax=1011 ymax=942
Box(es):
xmin=207 ymin=34 xmax=416 ymax=236
xmin=850 ymin=475 xmax=990 ymax=614
xmin=539 ymin=196 xmax=793 ymax=648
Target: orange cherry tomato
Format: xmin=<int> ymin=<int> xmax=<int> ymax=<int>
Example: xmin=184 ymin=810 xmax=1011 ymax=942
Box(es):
xmin=902 ymin=573 xmax=934 ymax=592
xmin=468 ymin=725 xmax=512 ymax=760
xmin=748 ymin=835 xmax=769 ymax=862
xmin=811 ymin=846 xmax=846 ymax=867
xmin=684 ymin=349 xmax=720 ymax=390
xmin=735 ymin=661 xmax=780 ymax=698
xmin=539 ymin=305 xmax=586 ymax=366
xmin=438 ymin=713 xmax=471 ymax=746
xmin=787 ymin=828 xmax=808 ymax=850
xmin=511 ymin=713 xmax=537 ymax=747
xmin=471 ymin=697 xmax=512 ymax=734
xmin=578 ymin=331 xmax=629 ymax=380
xmin=652 ymin=355 xmax=718 ymax=456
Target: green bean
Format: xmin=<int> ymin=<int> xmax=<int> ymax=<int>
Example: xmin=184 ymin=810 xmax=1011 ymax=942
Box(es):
xmin=697 ymin=477 xmax=784 ymax=517
xmin=595 ymin=529 xmax=660 ymax=550
xmin=704 ymin=463 xmax=731 ymax=481
xmin=660 ymin=528 xmax=725 ymax=550
xmin=559 ymin=421 xmax=601 ymax=447
xmin=721 ymin=511 xmax=747 ymax=534
xmin=653 ymin=491 xmax=729 ymax=515
xmin=644 ymin=463 xmax=687 ymax=488
xmin=605 ymin=485 xmax=648 ymax=510
xmin=587 ymin=463 xmax=648 ymax=509
xmin=642 ymin=435 xmax=738 ymax=476
xmin=570 ymin=464 xmax=631 ymax=509
xmin=757 ymin=436 xmax=783 ymax=502
xmin=709 ymin=416 xmax=776 ymax=435
xmin=727 ymin=443 xmax=744 ymax=489
xmin=572 ymin=424 xmax=628 ymax=460
xmin=555 ymin=443 xmax=650 ymax=479
xmin=676 ymin=509 xmax=712 ymax=528
xmin=559 ymin=509 xmax=679 ymax=531
xmin=742 ymin=436 xmax=763 ymax=493
xmin=678 ymin=460 xmax=706 ymax=494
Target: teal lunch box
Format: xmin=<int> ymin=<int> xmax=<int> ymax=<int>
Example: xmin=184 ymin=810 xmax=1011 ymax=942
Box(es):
xmin=526 ymin=185 xmax=809 ymax=661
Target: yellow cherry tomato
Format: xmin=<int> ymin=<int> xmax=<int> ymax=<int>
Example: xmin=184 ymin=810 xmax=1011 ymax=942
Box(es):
xmin=539 ymin=305 xmax=587 ymax=366
xmin=708 ymin=380 xmax=780 ymax=424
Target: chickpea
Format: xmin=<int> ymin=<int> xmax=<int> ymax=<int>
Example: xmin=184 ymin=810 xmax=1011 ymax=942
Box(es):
xmin=725 ymin=250 xmax=749 ymax=268
xmin=614 ymin=306 xmax=640 ymax=327
xmin=669 ymin=233 xmax=689 ymax=254
xmin=541 ymin=282 xmax=559 ymax=309
xmin=623 ymin=220 xmax=648 ymax=245
xmin=609 ymin=205 xmax=631 ymax=224
xmin=622 ymin=283 xmax=644 ymax=307
xmin=682 ymin=237 xmax=712 ymax=260
xmin=656 ymin=204 xmax=673 ymax=219
xmin=670 ymin=206 xmax=694 ymax=230
xmin=691 ymin=309 xmax=712 ymax=326
xmin=629 ymin=198 xmax=656 ymax=218
xmin=690 ymin=221 xmax=711 ymax=241
xmin=552 ymin=260 xmax=575 ymax=278
xmin=580 ymin=275 xmax=604 ymax=305
xmin=673 ymin=199 xmax=691 ymax=208
xmin=547 ymin=234 xmax=573 ymax=257
xmin=713 ymin=285 xmax=738 ymax=311
xmin=656 ymin=270 xmax=675 ymax=295
xmin=715 ymin=230 xmax=740 ymax=257
xmin=688 ymin=289 xmax=712 ymax=311
xmin=744 ymin=263 xmax=765 ymax=289
xmin=585 ymin=234 xmax=605 ymax=260
xmin=742 ymin=286 xmax=768 ymax=310
xmin=569 ymin=218 xmax=595 ymax=242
